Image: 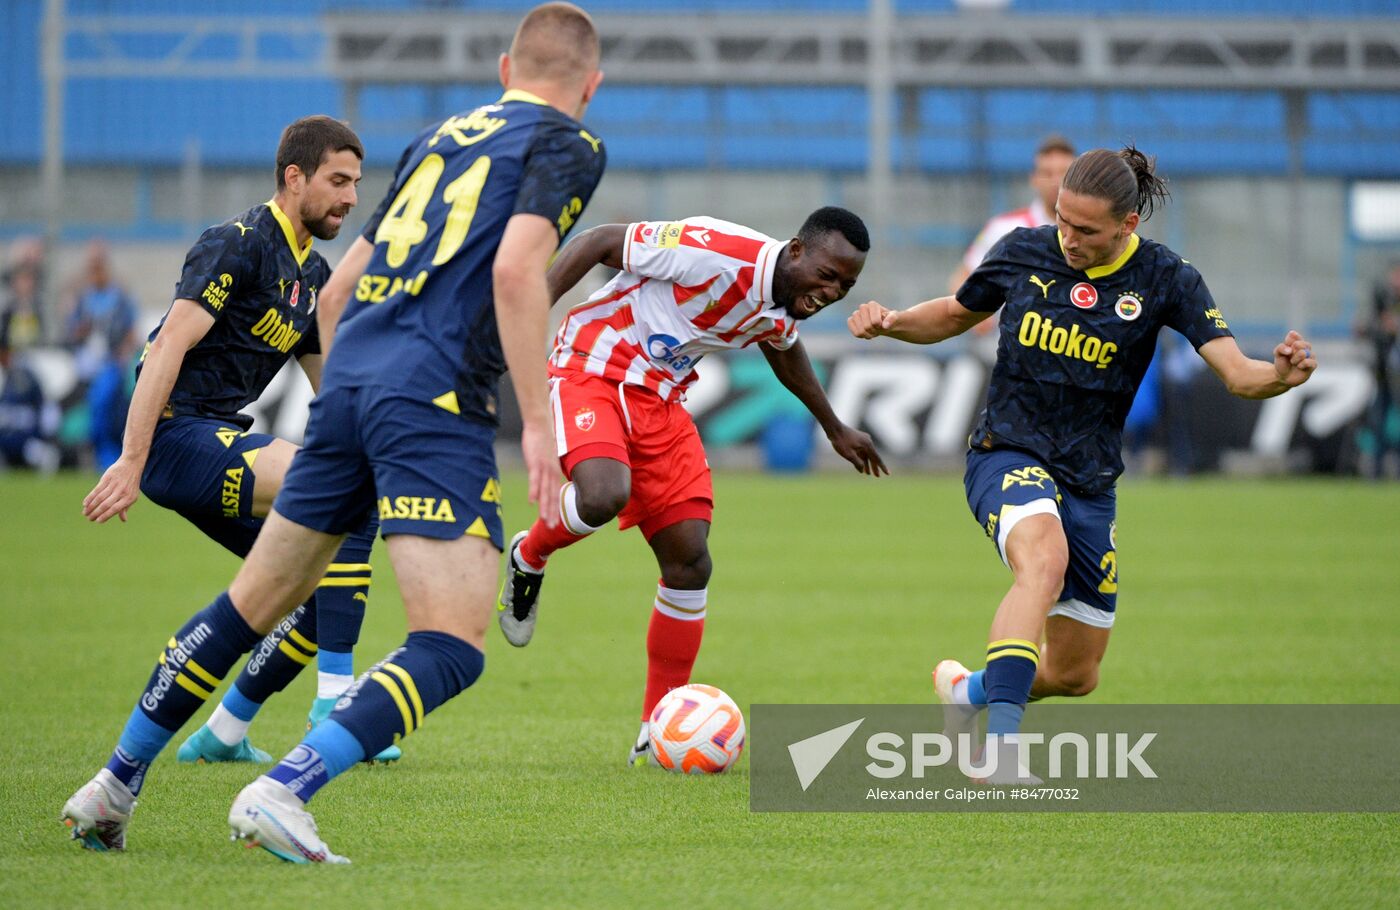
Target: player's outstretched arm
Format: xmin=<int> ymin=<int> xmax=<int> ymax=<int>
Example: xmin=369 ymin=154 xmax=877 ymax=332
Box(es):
xmin=83 ymin=299 xmax=215 ymax=523
xmin=847 ymin=295 xmax=990 ymax=344
xmin=760 ymin=340 xmax=888 ymax=476
xmin=1198 ymin=331 xmax=1317 ymax=400
xmin=496 ymin=213 xmax=568 ymax=526
xmin=317 ymin=235 xmax=374 ymax=356
xmin=545 ymin=223 xmax=626 ymax=304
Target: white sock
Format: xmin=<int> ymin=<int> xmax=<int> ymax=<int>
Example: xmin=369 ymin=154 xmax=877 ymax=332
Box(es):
xmin=207 ymin=703 xmax=251 ymax=746
xmin=317 ymin=672 xmax=354 ymax=700
xmin=560 ymin=482 xmax=605 ymax=537
xmin=653 ymin=585 xmax=707 ymax=621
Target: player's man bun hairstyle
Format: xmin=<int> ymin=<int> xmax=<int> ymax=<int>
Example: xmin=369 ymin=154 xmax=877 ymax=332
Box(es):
xmin=509 ymin=2 xmax=600 ymax=85
xmin=1061 ymin=145 xmax=1170 ymax=221
xmin=275 ymin=115 xmax=364 ymax=190
xmin=798 ymin=206 xmax=871 ymax=254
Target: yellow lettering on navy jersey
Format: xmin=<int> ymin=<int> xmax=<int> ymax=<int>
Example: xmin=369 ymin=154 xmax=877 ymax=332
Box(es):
xmin=249 ymin=307 xmax=304 ymax=354
xmin=1001 ymin=466 xmax=1052 ymax=492
xmin=428 ymin=110 xmax=507 ymax=148
xmin=556 ymin=197 xmax=583 ymax=236
xmin=201 ymin=274 xmax=232 ymax=311
xmin=355 ymin=270 xmax=430 ymax=304
xmin=221 ymin=467 xmax=244 ymax=518
xmin=480 ymin=478 xmax=502 ymax=504
xmin=378 ymin=495 xmax=457 ymax=523
xmin=1016 ymin=310 xmax=1117 ymax=369
xmin=1204 ymin=306 xmax=1229 ymax=330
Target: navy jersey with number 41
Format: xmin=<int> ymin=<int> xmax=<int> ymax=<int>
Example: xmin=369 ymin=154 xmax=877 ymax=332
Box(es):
xmin=324 ymin=89 xmax=607 ymax=423
xmin=957 ymin=225 xmax=1233 ymax=494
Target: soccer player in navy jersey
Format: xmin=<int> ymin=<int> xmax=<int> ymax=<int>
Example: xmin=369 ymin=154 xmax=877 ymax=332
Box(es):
xmin=849 ymin=146 xmax=1317 ymax=782
xmin=72 ymin=116 xmax=400 ymax=794
xmin=62 ymin=1 xmax=606 ymax=863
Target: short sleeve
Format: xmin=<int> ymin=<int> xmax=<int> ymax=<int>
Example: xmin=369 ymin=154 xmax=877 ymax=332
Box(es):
xmin=620 ymin=218 xmax=767 ymax=287
xmin=768 ymin=319 xmax=800 ymax=352
xmin=1164 ymin=261 xmax=1233 ymax=350
xmin=955 ymin=233 xmax=1018 ymax=313
xmin=512 ymin=121 xmax=607 ymax=245
xmin=173 ymin=222 xmax=258 ymax=319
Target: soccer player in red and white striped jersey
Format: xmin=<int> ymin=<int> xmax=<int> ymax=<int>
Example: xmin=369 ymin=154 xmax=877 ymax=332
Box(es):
xmin=498 ymin=207 xmax=888 ymax=766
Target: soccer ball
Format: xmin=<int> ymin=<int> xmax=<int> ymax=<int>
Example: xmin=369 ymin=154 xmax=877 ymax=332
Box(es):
xmin=648 ymin=684 xmax=746 ymax=774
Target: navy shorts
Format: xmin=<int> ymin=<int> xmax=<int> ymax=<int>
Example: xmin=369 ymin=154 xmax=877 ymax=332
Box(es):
xmin=275 ymin=385 xmax=504 ymax=548
xmin=140 ymin=416 xmax=273 ymax=557
xmin=964 ymin=448 xmax=1118 ymax=628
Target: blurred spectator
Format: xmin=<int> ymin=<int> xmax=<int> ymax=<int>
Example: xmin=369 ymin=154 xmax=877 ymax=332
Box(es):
xmin=1 ymin=238 xmax=48 ymax=350
xmin=0 ymin=323 xmax=61 ymax=474
xmin=63 ymin=240 xmax=140 ymax=470
xmin=1357 ymin=262 xmax=1400 ymax=478
xmin=64 ymin=240 xmax=139 ymax=379
xmin=947 ymin=135 xmax=1076 ymax=304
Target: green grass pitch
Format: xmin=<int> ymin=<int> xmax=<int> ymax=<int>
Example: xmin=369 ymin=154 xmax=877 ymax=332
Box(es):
xmin=2 ymin=471 xmax=1398 ymax=907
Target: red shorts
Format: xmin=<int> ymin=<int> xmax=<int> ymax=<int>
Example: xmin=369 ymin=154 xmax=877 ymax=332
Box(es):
xmin=550 ymin=371 xmax=713 ymax=539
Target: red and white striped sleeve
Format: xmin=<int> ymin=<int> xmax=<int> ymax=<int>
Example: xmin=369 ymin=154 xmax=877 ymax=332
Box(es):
xmin=622 ymin=218 xmax=768 ymax=286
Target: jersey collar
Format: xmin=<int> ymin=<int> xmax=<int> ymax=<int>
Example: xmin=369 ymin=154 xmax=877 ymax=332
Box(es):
xmin=756 ymin=239 xmax=786 ymax=307
xmin=267 ymin=198 xmax=313 ymax=267
xmin=498 ymin=88 xmax=550 ymax=106
xmin=1057 ymin=230 xmax=1140 ymax=279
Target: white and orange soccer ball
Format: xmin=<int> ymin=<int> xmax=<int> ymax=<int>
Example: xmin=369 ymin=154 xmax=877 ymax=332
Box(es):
xmin=648 ymin=684 xmax=746 ymax=774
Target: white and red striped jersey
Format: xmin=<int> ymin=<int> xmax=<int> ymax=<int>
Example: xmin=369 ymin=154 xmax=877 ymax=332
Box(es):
xmin=549 ymin=217 xmax=796 ymax=402
xmin=960 ymin=197 xmax=1053 ymax=272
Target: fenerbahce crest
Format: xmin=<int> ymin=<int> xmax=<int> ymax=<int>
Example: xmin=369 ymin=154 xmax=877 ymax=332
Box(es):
xmin=575 ymin=407 xmax=596 ymax=431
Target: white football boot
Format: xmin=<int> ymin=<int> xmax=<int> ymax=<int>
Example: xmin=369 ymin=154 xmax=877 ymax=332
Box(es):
xmin=497 ymin=531 xmax=544 ymax=647
xmin=933 ymin=659 xmax=982 ymax=758
xmin=61 ymin=769 xmax=135 ymax=852
xmin=228 ymin=776 xmax=349 ymax=864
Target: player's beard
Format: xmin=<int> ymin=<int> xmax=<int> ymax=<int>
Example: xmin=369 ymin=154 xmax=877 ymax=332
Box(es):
xmin=303 ymin=202 xmax=350 ymax=241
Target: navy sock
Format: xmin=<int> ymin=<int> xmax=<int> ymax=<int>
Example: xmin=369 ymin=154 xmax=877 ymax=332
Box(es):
xmin=983 ymin=638 xmax=1040 ymax=736
xmin=315 ymin=519 xmax=377 ymax=653
xmin=265 ymin=631 xmax=483 ymax=803
xmin=226 ymin=601 xmax=318 ymax=711
xmin=108 ymin=592 xmax=262 ymax=794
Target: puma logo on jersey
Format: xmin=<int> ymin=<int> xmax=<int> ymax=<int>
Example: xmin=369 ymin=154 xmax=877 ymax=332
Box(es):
xmin=579 ymin=130 xmax=602 ymax=153
xmin=1028 ymin=275 xmax=1056 ymax=298
xmin=234 ymin=222 xmax=251 ymax=236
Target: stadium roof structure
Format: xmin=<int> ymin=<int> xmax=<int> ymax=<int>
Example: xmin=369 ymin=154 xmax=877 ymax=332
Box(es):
xmin=319 ymin=12 xmax=1400 ymax=92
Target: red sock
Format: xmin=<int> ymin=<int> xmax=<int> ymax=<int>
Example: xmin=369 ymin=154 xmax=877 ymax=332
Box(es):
xmin=642 ymin=586 xmax=707 ymax=720
xmin=518 ymin=515 xmax=587 ymax=569
xmin=518 ymin=481 xmax=597 ymax=569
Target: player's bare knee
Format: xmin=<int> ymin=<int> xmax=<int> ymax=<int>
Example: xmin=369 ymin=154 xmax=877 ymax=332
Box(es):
xmin=1054 ymin=666 xmax=1099 ymax=697
xmin=659 ymin=548 xmax=712 ymax=590
xmin=575 ymin=481 xmax=628 ymax=526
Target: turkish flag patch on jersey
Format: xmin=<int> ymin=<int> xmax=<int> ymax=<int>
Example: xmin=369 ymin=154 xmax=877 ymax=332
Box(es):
xmin=1070 ymin=282 xmax=1098 ymax=309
